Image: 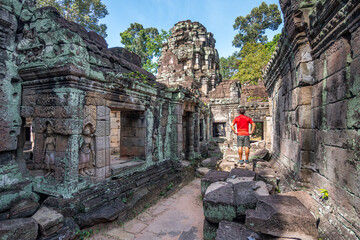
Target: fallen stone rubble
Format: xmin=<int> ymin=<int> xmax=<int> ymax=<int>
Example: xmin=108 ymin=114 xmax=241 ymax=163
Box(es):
xmin=202 ymin=168 xmax=318 ymax=240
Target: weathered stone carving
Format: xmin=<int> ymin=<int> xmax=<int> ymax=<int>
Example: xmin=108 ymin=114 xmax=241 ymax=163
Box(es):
xmin=43 ymin=122 xmax=56 ymax=177
xmin=79 ymin=124 xmax=95 ymax=176
xmin=157 ymin=20 xmax=221 ymax=95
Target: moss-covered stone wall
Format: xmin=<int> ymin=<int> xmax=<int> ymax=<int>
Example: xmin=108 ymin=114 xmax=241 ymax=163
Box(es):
xmin=264 ymin=0 xmax=360 ymax=238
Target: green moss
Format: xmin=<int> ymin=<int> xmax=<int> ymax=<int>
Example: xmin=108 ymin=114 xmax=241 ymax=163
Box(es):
xmin=347 ymin=96 xmax=360 ymax=129
xmin=204 ymin=203 xmax=236 ymax=223
xmin=204 ymin=229 xmax=217 ymax=240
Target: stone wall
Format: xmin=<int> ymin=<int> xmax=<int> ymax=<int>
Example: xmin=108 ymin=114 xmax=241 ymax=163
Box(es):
xmin=157 ymin=20 xmax=221 ymax=95
xmin=264 ymin=0 xmax=360 ymax=238
xmin=208 ymin=79 xmax=270 ymax=145
xmin=0 ymin=1 xmax=208 ymax=200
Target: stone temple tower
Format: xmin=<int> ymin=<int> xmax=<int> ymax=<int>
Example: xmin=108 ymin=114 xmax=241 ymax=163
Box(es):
xmin=157 ymin=20 xmax=222 ymax=95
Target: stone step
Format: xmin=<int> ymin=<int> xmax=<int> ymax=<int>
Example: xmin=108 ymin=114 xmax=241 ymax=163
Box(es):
xmin=110 ymin=160 xmax=145 ymax=176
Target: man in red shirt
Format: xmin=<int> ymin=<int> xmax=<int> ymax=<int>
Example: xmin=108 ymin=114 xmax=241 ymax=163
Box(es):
xmin=231 ymin=107 xmax=256 ymax=164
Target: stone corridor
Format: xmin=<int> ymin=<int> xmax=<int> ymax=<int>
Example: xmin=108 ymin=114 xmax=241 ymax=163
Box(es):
xmin=88 ymin=178 xmax=204 ymax=240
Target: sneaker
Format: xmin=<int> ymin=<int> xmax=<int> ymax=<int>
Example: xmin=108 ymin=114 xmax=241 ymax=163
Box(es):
xmin=238 ymin=160 xmax=244 ymax=165
xmin=245 ymin=160 xmax=250 ymax=164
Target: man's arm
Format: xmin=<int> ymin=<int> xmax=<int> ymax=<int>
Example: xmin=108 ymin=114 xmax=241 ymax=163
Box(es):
xmin=231 ymin=123 xmax=237 ymax=134
xmin=249 ymin=123 xmax=256 ymax=135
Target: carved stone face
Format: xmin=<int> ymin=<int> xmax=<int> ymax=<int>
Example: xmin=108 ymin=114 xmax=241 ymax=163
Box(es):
xmin=46 ymin=124 xmax=54 ymax=134
xmin=83 ymin=125 xmax=91 ymax=135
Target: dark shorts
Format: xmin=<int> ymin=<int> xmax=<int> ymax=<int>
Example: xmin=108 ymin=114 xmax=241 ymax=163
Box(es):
xmin=237 ymin=135 xmax=250 ymax=148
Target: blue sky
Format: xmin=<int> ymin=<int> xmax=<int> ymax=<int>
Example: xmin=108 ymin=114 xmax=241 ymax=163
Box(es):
xmin=99 ymin=0 xmax=283 ymax=58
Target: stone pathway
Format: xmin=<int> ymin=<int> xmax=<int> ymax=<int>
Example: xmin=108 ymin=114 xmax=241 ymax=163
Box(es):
xmin=88 ymin=178 xmax=204 ymax=240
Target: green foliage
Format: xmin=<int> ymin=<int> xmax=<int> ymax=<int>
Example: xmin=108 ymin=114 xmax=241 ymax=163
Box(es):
xmin=76 ymin=228 xmax=94 ymax=239
xmin=319 ymin=189 xmax=329 ymax=200
xmin=37 ymin=0 xmax=108 ymax=38
xmin=265 ymin=33 xmax=281 ymax=53
xmin=219 ymin=52 xmax=240 ymax=79
xmin=232 ymin=2 xmax=282 ymax=49
xmin=167 ymin=182 xmax=174 ymax=191
xmin=120 ymin=23 xmax=170 ymax=74
xmin=233 ymin=42 xmax=271 ymax=84
xmin=121 ymin=197 xmax=128 ymax=204
xmin=233 ymin=33 xmax=281 ymax=84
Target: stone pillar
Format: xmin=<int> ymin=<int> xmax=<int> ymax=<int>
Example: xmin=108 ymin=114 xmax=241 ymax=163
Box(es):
xmin=188 ymin=112 xmax=195 ymax=160
xmin=201 ymin=78 xmax=208 ymax=95
xmin=94 ymin=105 xmax=111 ymax=180
xmin=145 ymin=107 xmax=154 ymax=163
xmin=193 ymin=109 xmax=200 ymax=154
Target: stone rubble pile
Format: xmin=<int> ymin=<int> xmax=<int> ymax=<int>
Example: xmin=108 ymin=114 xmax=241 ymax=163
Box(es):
xmin=201 ymin=168 xmax=318 ymax=240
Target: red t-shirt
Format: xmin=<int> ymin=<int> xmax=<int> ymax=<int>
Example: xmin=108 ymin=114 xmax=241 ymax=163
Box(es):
xmin=232 ymin=115 xmax=254 ymax=136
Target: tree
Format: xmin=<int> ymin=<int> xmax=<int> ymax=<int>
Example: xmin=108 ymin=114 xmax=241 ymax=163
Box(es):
xmin=234 ymin=34 xmax=280 ymax=84
xmin=120 ymin=23 xmax=170 ymax=74
xmin=232 ymin=2 xmax=282 ymax=49
xmin=37 ymin=0 xmax=108 ymax=38
xmin=219 ymin=52 xmax=240 ymax=79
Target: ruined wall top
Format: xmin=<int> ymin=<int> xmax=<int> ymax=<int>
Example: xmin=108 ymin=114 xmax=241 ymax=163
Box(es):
xmin=157 ymin=20 xmax=222 ymax=95
xmin=208 ymin=79 xmax=268 ymax=106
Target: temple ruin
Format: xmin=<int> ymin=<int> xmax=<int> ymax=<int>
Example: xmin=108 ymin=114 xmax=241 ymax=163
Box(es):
xmin=1 ymin=0 xmax=360 ymax=239
xmin=263 ymin=0 xmax=360 ymax=238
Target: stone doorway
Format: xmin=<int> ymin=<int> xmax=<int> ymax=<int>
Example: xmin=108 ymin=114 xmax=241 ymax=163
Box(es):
xmin=250 ymin=122 xmax=264 ymax=141
xmin=213 ymin=122 xmax=226 ymax=138
xmin=110 ymin=110 xmax=146 ymax=174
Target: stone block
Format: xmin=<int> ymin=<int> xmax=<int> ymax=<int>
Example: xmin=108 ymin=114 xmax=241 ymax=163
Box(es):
xmin=96 ymin=106 xmax=110 ymax=121
xmin=226 ymin=169 xmax=256 ymax=184
xmin=95 ymin=136 xmax=110 ymax=151
xmin=311 ymin=81 xmax=324 ymax=108
xmin=203 ymin=182 xmax=236 ymax=223
xmin=320 ymin=145 xmax=357 ymax=192
xmin=349 ymin=55 xmax=360 ymax=97
xmin=74 ymin=199 xmax=127 ymax=228
xmin=216 ymin=221 xmax=260 ymax=240
xmin=311 ymin=106 xmax=323 ymax=129
xmin=8 ymin=199 xmax=39 ymax=219
xmin=95 ymin=120 xmax=110 ymax=136
xmin=95 ymin=149 xmax=107 ymax=168
xmin=110 ymin=135 xmax=119 ymax=144
xmin=299 ymin=129 xmax=315 ymax=151
xmin=347 ymin=96 xmax=360 ymax=129
xmin=297 ymin=86 xmax=312 ymax=105
xmin=94 ymin=166 xmax=107 ymax=179
xmin=201 ymin=170 xmax=229 ymax=195
xmin=296 ymin=104 xmax=312 ymax=129
xmin=234 ymin=181 xmax=269 ymax=216
xmin=252 ymin=149 xmax=271 ymax=161
xmin=314 ymin=54 xmax=326 ymax=81
xmin=325 ymin=70 xmax=348 ymax=104
xmin=196 ymin=167 xmax=211 ymax=177
xmin=200 ymin=157 xmax=218 ymax=168
xmin=42 ymin=197 xmax=80 ymax=218
xmin=0 ymin=218 xmax=38 ymax=240
xmin=297 ymin=61 xmax=315 ymax=85
xmin=326 ymin=37 xmax=351 ymax=77
xmin=325 ymin=100 xmax=348 ymax=129
xmin=352 ymin=27 xmax=360 ymax=58
xmin=245 ymin=195 xmax=318 ymax=239
xmin=31 ymin=206 xmax=64 ymax=237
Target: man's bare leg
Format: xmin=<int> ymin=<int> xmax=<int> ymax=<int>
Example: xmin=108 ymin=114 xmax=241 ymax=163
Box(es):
xmin=238 ymin=147 xmax=244 ymax=164
xmin=245 ymin=147 xmax=250 ymax=163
